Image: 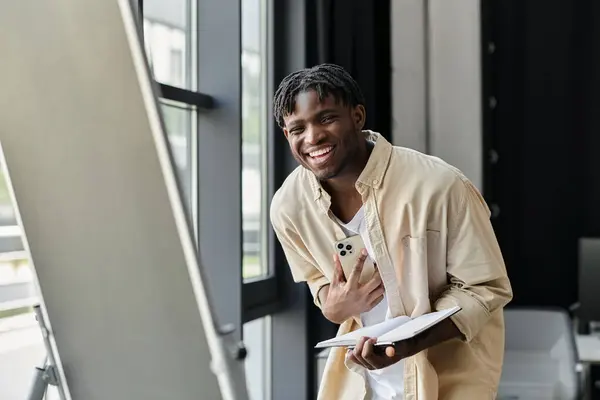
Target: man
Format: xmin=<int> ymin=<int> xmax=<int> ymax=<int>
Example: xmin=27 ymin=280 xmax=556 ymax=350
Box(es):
xmin=269 ymin=63 xmax=512 ymax=400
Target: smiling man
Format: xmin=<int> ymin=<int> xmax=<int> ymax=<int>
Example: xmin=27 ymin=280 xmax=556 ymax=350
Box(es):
xmin=269 ymin=64 xmax=512 ymax=400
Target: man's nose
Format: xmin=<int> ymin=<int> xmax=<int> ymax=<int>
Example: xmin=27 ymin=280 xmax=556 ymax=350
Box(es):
xmin=305 ymin=126 xmax=325 ymax=145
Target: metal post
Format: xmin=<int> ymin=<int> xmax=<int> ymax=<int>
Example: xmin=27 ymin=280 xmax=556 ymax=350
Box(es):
xmin=27 ymin=305 xmax=66 ymax=400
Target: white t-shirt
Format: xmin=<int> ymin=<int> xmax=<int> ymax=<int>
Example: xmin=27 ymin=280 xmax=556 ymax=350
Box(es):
xmin=334 ymin=206 xmax=404 ymax=400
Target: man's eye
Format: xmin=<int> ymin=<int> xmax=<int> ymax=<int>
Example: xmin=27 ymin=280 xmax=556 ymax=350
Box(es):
xmin=289 ymin=127 xmax=304 ymax=135
xmin=321 ymin=116 xmax=336 ymax=124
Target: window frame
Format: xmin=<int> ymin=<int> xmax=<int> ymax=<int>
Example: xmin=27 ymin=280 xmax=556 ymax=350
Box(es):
xmin=240 ymin=0 xmax=283 ymax=323
xmin=138 ymin=0 xmax=283 ymax=329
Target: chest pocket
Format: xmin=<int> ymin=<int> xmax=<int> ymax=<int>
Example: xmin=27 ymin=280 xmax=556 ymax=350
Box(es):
xmin=400 ymin=230 xmax=446 ymax=317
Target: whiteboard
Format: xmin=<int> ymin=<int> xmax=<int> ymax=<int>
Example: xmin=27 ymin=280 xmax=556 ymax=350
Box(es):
xmin=0 ymin=0 xmax=248 ymax=399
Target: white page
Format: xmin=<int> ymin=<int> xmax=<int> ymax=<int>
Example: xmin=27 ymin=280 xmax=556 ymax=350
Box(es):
xmin=315 ymin=316 xmax=411 ymax=348
xmin=377 ymin=306 xmax=461 ymax=344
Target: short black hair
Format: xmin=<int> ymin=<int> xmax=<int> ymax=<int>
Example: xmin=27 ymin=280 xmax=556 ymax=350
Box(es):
xmin=273 ymin=63 xmax=365 ymax=128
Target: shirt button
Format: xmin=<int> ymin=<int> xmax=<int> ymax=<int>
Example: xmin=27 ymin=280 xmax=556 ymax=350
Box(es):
xmin=373 ymin=179 xmax=379 ymax=185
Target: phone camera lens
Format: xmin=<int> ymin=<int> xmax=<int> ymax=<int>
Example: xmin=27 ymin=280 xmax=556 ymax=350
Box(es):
xmin=337 ymin=243 xmax=344 ymax=249
xmin=340 ymin=250 xmax=347 ymax=256
xmin=346 ymin=245 xmax=352 ymax=250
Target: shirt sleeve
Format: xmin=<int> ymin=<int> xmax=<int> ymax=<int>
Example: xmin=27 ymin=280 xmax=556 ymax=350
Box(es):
xmin=270 ymin=203 xmax=330 ymax=309
xmin=434 ymin=178 xmax=513 ymax=342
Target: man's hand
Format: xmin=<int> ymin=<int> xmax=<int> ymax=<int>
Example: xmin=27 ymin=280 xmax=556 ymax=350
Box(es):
xmin=346 ymin=318 xmax=463 ymax=370
xmin=321 ymin=249 xmax=385 ymax=324
xmin=346 ymin=336 xmax=419 ymax=370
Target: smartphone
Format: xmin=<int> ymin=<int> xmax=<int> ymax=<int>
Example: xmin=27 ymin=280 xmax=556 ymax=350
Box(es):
xmin=333 ymin=235 xmax=376 ymax=284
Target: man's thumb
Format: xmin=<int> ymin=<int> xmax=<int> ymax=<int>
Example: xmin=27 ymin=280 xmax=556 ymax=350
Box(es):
xmin=385 ymin=346 xmax=395 ymax=358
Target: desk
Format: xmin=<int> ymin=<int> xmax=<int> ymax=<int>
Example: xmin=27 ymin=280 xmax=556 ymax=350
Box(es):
xmin=578 ymin=335 xmax=600 ymax=364
xmin=577 ymin=335 xmax=600 ymax=399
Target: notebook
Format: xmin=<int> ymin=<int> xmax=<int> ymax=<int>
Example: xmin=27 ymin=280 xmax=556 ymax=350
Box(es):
xmin=315 ymin=306 xmax=461 ymax=349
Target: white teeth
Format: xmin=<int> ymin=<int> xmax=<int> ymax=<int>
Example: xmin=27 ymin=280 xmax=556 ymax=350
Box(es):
xmin=309 ymin=146 xmax=333 ymax=157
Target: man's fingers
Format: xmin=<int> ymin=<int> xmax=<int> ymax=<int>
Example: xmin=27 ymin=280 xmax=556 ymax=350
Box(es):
xmin=363 ymin=271 xmax=383 ymax=292
xmin=385 ymin=346 xmax=396 ymax=358
xmin=367 ymin=293 xmax=385 ymax=310
xmin=354 ymin=336 xmax=368 ymax=354
xmin=347 ymin=249 xmax=368 ymax=285
xmin=361 ymin=338 xmax=380 ymax=369
xmin=332 ymin=254 xmax=346 ymax=284
xmin=352 ymin=336 xmax=371 ymax=369
xmin=364 ymin=280 xmax=384 ymax=302
xmin=347 ymin=349 xmax=367 ymax=369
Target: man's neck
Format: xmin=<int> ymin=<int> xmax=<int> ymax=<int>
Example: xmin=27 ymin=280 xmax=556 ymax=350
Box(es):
xmin=321 ymin=174 xmax=358 ymax=196
xmin=320 ymin=141 xmax=373 ymax=223
xmin=321 ymin=140 xmax=373 ymax=196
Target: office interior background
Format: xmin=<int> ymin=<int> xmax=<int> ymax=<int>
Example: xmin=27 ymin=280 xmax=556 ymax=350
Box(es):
xmin=2 ymin=0 xmax=600 ymax=399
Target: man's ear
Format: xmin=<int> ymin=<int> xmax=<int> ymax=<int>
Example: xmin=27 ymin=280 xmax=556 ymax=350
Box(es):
xmin=283 ymin=128 xmax=289 ymax=139
xmin=353 ymin=105 xmax=366 ymax=130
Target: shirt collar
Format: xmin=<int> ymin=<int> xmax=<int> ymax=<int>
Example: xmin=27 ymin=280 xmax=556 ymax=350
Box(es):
xmin=309 ymin=130 xmax=393 ymax=201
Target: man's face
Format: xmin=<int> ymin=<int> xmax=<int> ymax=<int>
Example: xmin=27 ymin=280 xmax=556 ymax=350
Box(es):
xmin=282 ymin=90 xmax=365 ymax=181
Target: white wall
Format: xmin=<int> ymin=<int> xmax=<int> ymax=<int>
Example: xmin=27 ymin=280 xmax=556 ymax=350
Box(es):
xmin=391 ymin=0 xmax=483 ymax=189
xmin=391 ymin=0 xmax=428 ymax=154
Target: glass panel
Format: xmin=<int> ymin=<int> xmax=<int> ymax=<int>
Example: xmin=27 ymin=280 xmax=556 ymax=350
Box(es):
xmin=244 ymin=316 xmax=271 ymax=400
xmin=0 ymin=167 xmax=16 ymax=226
xmin=160 ymin=101 xmax=194 ymax=214
xmin=242 ymin=0 xmax=269 ymax=281
xmin=143 ymin=0 xmax=193 ymax=90
xmin=0 ymin=165 xmax=49 ymax=399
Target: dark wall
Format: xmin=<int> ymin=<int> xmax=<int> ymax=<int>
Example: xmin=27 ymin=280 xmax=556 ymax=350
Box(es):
xmin=483 ymin=0 xmax=600 ymax=309
xmin=576 ymin=2 xmax=600 ymax=239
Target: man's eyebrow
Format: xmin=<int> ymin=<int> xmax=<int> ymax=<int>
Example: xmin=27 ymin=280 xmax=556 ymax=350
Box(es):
xmin=315 ymin=108 xmax=339 ymax=117
xmin=285 ymin=107 xmax=340 ymax=128
xmin=286 ymin=118 xmax=304 ymax=128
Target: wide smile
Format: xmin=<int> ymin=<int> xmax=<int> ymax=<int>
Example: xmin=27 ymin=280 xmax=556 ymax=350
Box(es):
xmin=305 ymin=145 xmax=336 ymax=167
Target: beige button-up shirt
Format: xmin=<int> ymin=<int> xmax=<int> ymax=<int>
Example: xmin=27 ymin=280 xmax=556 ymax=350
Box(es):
xmin=270 ymin=131 xmax=512 ymax=400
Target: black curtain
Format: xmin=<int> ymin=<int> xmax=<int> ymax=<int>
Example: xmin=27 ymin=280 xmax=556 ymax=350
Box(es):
xmin=307 ymin=0 xmax=392 ymax=141
xmin=576 ymin=1 xmax=600 ymax=239
xmin=484 ymin=0 xmax=600 ymax=309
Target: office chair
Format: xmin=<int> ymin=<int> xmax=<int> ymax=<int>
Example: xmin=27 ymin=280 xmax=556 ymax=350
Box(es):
xmin=497 ymin=307 xmax=583 ymax=400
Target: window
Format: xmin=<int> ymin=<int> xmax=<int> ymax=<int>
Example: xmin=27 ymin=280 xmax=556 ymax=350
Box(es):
xmin=160 ymin=101 xmax=195 ymax=213
xmin=0 ymin=163 xmax=21 ymax=264
xmin=240 ymin=1 xmax=276 ymax=398
xmin=169 ymin=48 xmax=184 ymax=87
xmin=240 ymin=0 xmax=280 ymax=323
xmin=0 ymin=172 xmax=16 ymax=226
xmin=142 ymin=0 xmax=204 ymax=224
xmin=143 ymin=0 xmax=192 ymax=90
xmin=143 ymin=6 xmax=281 ymax=397
xmin=243 ymin=316 xmax=271 ymax=400
xmin=0 ymin=163 xmax=46 ymax=399
xmin=242 ymin=0 xmax=269 ymax=282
